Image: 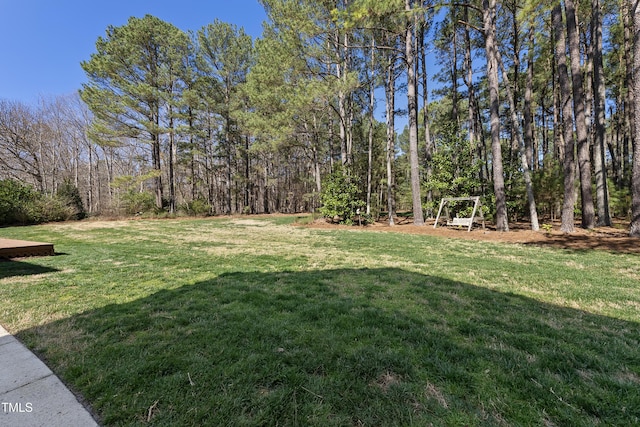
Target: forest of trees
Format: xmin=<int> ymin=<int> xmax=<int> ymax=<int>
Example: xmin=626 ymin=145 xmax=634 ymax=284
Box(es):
xmin=2 ymin=0 xmax=640 ymax=235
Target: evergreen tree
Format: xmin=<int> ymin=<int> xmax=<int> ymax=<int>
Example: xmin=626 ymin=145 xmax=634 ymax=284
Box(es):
xmin=630 ymin=0 xmax=640 ymax=236
xmin=80 ymin=15 xmax=190 ymax=210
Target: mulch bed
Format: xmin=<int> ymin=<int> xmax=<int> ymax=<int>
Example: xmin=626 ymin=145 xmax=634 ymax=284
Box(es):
xmin=305 ymin=217 xmax=640 ymax=254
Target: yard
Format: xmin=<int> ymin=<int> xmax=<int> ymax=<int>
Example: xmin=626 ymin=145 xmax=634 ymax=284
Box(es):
xmin=1 ymin=215 xmax=639 ymax=426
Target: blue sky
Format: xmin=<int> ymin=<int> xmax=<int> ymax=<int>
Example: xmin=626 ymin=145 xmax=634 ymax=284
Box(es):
xmin=0 ymin=0 xmax=267 ymax=104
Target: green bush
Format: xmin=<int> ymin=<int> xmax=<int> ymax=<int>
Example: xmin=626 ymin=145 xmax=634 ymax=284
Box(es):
xmin=120 ymin=190 xmax=156 ymax=215
xmin=56 ymin=180 xmax=87 ymax=220
xmin=533 ymin=157 xmax=563 ymax=220
xmin=424 ymin=125 xmax=483 ymax=200
xmin=0 ymin=179 xmax=81 ymax=225
xmin=30 ymin=196 xmax=76 ymax=223
xmin=319 ymin=169 xmax=364 ymax=225
xmin=0 ymin=179 xmax=37 ymax=225
xmin=180 ymin=198 xmax=212 ymax=216
xmin=608 ymin=179 xmax=631 ymax=219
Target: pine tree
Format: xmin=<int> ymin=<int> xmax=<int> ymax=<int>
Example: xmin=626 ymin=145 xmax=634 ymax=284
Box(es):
xmin=80 ymin=15 xmax=190 ymax=210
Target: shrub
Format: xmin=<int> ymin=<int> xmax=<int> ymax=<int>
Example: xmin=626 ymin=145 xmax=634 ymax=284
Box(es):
xmin=0 ymin=179 xmax=37 ymax=225
xmin=30 ymin=196 xmax=75 ymax=223
xmin=180 ymin=198 xmax=212 ymax=216
xmin=533 ymin=157 xmax=563 ymax=220
xmin=56 ymin=180 xmax=87 ymax=220
xmin=0 ymin=179 xmax=80 ymax=225
xmin=120 ymin=190 xmax=156 ymax=215
xmin=424 ymin=124 xmax=483 ymax=200
xmin=319 ymin=169 xmax=364 ymax=225
xmin=608 ymin=179 xmax=631 ymax=219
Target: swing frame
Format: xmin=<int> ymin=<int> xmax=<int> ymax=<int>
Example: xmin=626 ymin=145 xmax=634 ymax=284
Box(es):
xmin=433 ymin=196 xmax=485 ymax=232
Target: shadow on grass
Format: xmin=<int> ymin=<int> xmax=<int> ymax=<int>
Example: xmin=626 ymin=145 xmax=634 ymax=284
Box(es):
xmin=19 ymin=268 xmax=640 ymax=426
xmin=524 ymin=234 xmax=640 ymax=254
xmin=0 ymin=259 xmax=59 ymax=279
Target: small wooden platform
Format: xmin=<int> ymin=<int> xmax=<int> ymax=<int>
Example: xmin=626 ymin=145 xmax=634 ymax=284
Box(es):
xmin=0 ymin=239 xmax=55 ymax=258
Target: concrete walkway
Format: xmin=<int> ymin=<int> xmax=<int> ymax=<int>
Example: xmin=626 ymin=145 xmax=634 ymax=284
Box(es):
xmin=0 ymin=325 xmax=99 ymax=427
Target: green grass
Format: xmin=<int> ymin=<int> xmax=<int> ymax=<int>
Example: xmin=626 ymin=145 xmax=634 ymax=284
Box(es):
xmin=1 ymin=216 xmax=639 ymax=426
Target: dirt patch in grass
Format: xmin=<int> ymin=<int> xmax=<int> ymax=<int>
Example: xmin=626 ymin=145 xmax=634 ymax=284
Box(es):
xmin=304 ymin=217 xmax=640 ymax=253
xmin=424 ymin=381 xmax=449 ymax=408
xmin=371 ymin=371 xmax=402 ymax=392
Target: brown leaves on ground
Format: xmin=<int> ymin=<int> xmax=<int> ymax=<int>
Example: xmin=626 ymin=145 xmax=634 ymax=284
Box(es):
xmin=305 ymin=217 xmax=640 ymax=254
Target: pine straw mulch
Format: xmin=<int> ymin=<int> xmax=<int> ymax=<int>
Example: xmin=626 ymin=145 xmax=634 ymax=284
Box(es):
xmin=304 ymin=216 xmax=640 ymax=254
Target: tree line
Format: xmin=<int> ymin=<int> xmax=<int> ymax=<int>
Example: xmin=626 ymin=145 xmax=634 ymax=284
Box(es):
xmin=2 ymin=0 xmax=640 ymax=235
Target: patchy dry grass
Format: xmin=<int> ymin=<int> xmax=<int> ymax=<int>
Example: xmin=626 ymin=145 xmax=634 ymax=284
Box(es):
xmin=1 ymin=215 xmax=639 ymax=426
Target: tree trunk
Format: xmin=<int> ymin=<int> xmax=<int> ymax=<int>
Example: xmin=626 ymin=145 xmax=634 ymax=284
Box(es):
xmin=152 ymin=133 xmax=163 ymax=210
xmin=553 ymin=3 xmax=576 ymax=233
xmin=523 ymin=29 xmax=535 ymax=170
xmin=451 ymin=7 xmax=460 ymax=127
xmin=367 ymin=37 xmax=375 ymax=216
xmin=625 ymin=1 xmax=636 ymax=186
xmin=168 ymin=105 xmax=176 ymax=214
xmin=244 ymin=135 xmax=250 ymax=213
xmin=477 ymin=104 xmax=490 ymax=190
xmin=497 ymin=50 xmax=540 ymax=231
xmin=630 ymin=0 xmax=640 ymax=236
xmin=336 ymin=30 xmax=352 ymax=168
xmin=386 ymin=39 xmax=397 ymax=226
xmin=565 ymin=0 xmax=596 ymax=229
xmin=87 ymin=143 xmax=94 ymax=214
xmin=105 ymin=146 xmax=114 ymax=207
xmin=345 ymin=34 xmax=354 ymax=167
xmin=420 ymin=23 xmax=434 ymax=215
xmin=483 ymin=0 xmax=508 ymax=231
xmin=509 ymin=0 xmax=522 ymax=165
xmin=553 ymin=53 xmax=565 ymax=162
xmin=226 ymin=114 xmax=233 ymax=215
xmin=406 ymin=0 xmax=424 ymax=225
xmin=464 ymin=5 xmax=479 ymax=180
xmin=592 ymin=0 xmax=612 ymax=226
xmin=312 ymin=114 xmax=322 ymax=195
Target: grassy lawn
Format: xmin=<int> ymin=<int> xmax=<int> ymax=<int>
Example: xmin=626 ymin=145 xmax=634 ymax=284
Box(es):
xmin=1 ymin=216 xmax=639 ymax=426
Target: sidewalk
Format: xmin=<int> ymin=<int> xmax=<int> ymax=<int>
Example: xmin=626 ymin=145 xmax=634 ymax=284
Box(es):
xmin=0 ymin=325 xmax=99 ymax=427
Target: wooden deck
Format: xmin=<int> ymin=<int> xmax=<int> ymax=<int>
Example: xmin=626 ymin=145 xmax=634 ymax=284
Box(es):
xmin=0 ymin=239 xmax=55 ymax=258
